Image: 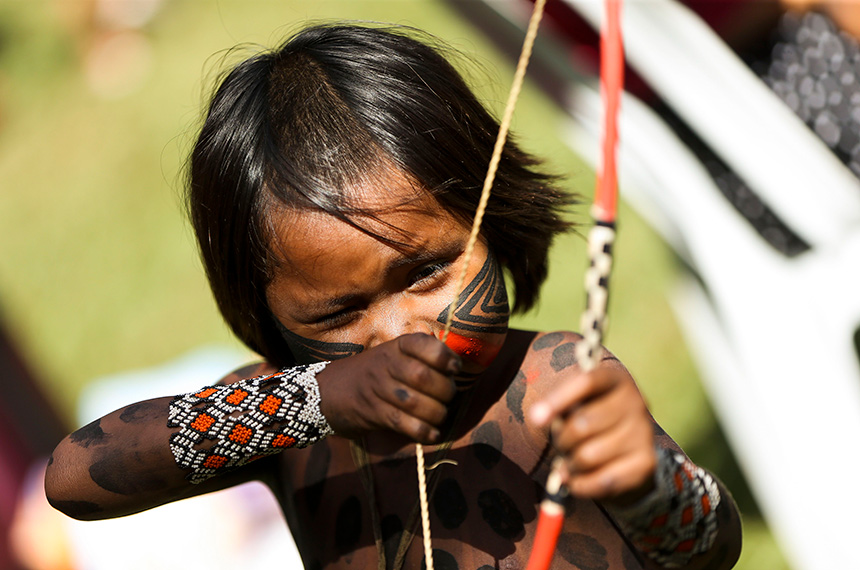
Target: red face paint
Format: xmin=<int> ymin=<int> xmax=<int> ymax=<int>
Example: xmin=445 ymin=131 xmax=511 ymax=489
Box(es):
xmin=442 ymin=330 xmax=503 ymax=368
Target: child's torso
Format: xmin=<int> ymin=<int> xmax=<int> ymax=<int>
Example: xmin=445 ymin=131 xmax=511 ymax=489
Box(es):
xmin=271 ymin=331 xmax=648 ymax=570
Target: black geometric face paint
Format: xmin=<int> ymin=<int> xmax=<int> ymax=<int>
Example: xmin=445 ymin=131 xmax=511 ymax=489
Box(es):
xmin=436 ymin=253 xmax=509 ymax=335
xmin=275 ymin=320 xmax=364 ymax=364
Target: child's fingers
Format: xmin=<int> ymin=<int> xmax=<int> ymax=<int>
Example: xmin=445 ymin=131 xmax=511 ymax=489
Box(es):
xmin=373 ymin=398 xmax=442 ymax=444
xmin=565 ymin=448 xmax=657 ymax=500
xmin=374 ymin=380 xmax=449 ymax=428
xmin=397 ymin=333 xmax=462 ymax=376
xmin=551 ymin=385 xmax=641 ymax=451
xmin=560 ymin=413 xmax=641 ymax=472
xmin=389 ymin=343 xmax=457 ymax=404
xmin=529 ymin=367 xmax=619 ymax=428
xmin=552 ymin=393 xmax=626 ymax=452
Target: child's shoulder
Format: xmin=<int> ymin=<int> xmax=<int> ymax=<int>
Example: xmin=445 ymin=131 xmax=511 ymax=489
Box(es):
xmin=490 ymin=329 xmax=581 ymax=416
xmin=512 ymin=329 xmax=582 ymax=376
xmin=507 ymin=328 xmax=622 ymax=397
xmin=526 ymin=330 xmax=583 ymax=366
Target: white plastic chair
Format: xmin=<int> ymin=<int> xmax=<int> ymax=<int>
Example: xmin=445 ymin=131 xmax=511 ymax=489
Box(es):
xmin=452 ymin=1 xmax=860 ymax=567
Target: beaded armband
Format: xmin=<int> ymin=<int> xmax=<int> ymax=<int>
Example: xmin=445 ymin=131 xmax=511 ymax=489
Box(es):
xmin=607 ymin=447 xmax=721 ymax=568
xmin=167 ymin=362 xmax=333 ymax=484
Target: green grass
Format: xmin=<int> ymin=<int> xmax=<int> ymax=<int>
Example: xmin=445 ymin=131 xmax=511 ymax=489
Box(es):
xmin=0 ymin=1 xmax=788 ymax=568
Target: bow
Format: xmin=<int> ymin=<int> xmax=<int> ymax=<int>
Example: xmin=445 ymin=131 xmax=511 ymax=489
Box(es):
xmin=526 ymin=1 xmax=624 ymax=568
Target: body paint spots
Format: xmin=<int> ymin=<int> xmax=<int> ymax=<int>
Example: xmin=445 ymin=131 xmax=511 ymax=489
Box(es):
xmin=381 ymin=514 xmax=403 ymax=568
xmin=303 ymin=442 xmax=331 ymax=517
xmin=421 ymin=548 xmax=458 ymax=570
xmin=50 ymin=499 xmax=103 ymax=518
xmin=443 ymin=331 xmax=502 ymax=368
xmin=470 ymin=422 xmax=503 ymax=470
xmin=119 ymin=401 xmax=163 ymax=424
xmin=70 ymin=419 xmax=108 ymax=448
xmin=395 ymin=388 xmax=409 ymax=402
xmin=550 ymin=342 xmax=577 ymax=372
xmin=433 ymin=478 xmax=468 ymax=530
xmin=534 ymin=332 xmax=564 ymax=351
xmin=335 ymin=495 xmax=362 ymax=554
xmin=556 ymin=532 xmax=609 ymax=570
xmin=505 ymin=371 xmax=526 ymax=424
xmin=89 ymin=452 xmax=166 ymax=495
xmin=477 ymin=489 xmax=524 ymax=540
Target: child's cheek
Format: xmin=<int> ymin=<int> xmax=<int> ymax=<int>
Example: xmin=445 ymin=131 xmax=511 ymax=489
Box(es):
xmin=443 ymin=330 xmax=503 ymax=368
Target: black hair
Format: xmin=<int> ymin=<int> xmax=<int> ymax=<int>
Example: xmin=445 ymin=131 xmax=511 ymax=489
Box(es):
xmin=187 ymin=23 xmax=576 ymax=366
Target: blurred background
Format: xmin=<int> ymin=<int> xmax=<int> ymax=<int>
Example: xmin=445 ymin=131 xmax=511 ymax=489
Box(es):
xmin=4 ymin=0 xmax=859 ymax=568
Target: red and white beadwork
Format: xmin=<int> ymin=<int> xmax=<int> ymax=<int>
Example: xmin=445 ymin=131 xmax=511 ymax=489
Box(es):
xmin=167 ymin=362 xmax=332 ymax=483
xmin=608 ymin=447 xmax=721 ymax=568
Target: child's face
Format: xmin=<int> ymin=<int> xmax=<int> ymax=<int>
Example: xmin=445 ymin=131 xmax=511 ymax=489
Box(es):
xmin=265 ymin=175 xmax=510 ymax=381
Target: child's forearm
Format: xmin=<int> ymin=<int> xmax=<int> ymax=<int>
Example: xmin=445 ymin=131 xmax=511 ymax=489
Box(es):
xmin=45 ymin=396 xmax=205 ymax=520
xmin=167 ymin=362 xmax=332 ymax=483
xmin=604 ymin=448 xmax=742 ymax=569
xmin=45 ymin=362 xmax=333 ymax=520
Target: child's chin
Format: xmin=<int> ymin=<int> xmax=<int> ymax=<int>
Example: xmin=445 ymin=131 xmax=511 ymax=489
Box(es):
xmin=451 ymin=367 xmax=486 ymax=391
xmin=451 ymin=345 xmax=505 ymax=391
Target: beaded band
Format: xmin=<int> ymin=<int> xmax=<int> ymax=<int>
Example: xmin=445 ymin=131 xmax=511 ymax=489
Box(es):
xmin=607 ymin=447 xmax=721 ymax=568
xmin=167 ymin=362 xmax=333 ymax=484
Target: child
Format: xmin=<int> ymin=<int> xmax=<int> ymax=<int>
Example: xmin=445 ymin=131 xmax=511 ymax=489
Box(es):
xmin=45 ymin=24 xmax=742 ymax=570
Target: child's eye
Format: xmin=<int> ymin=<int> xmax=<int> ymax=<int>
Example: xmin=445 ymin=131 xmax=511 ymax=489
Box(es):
xmin=315 ymin=307 xmax=358 ymax=328
xmin=409 ymin=260 xmax=451 ymax=288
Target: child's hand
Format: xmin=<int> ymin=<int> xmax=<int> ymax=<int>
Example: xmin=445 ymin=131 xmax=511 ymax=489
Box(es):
xmin=317 ymin=333 xmax=460 ymax=444
xmin=529 ymin=365 xmax=657 ymax=505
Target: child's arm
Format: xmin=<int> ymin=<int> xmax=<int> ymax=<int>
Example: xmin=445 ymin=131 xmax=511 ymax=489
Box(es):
xmin=46 ymin=333 xmax=459 ymax=520
xmin=44 ymin=361 xmax=280 ymax=520
xmin=528 ymin=344 xmax=742 ymax=569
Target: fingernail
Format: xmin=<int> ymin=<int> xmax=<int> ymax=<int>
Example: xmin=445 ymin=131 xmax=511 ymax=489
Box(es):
xmin=530 ymin=402 xmax=551 ymax=426
xmin=447 ymin=356 xmax=462 ymax=375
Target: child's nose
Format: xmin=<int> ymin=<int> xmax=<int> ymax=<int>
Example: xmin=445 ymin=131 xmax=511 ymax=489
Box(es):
xmin=367 ymin=299 xmax=436 ymax=347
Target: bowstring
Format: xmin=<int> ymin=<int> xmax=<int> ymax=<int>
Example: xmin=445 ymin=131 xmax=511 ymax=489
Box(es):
xmin=417 ymin=1 xmax=548 ymax=569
